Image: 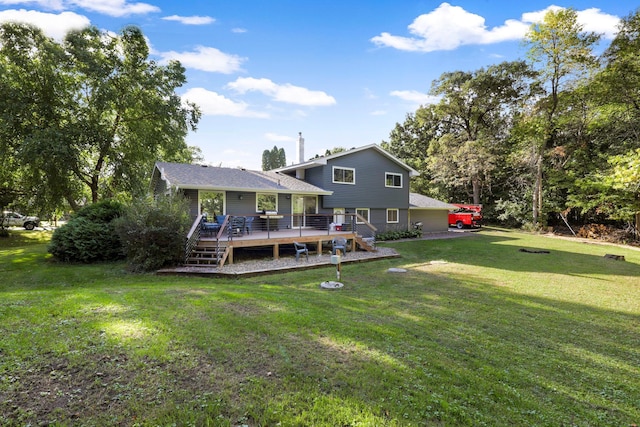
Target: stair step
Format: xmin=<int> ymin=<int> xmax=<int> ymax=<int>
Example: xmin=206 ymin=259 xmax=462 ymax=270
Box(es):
xmin=185 ymin=262 xmax=219 ymax=267
xmin=187 ymin=257 xmax=218 ymax=264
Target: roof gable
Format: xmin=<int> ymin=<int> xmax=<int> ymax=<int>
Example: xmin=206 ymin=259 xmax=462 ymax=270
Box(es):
xmin=274 ymin=144 xmax=420 ymax=177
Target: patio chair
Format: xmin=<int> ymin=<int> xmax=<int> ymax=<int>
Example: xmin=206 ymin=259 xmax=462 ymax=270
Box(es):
xmin=201 ymin=216 xmax=220 ymax=236
xmin=332 ymin=237 xmax=347 ymax=256
xmin=228 ymin=216 xmax=245 ymax=236
xmin=294 ymin=242 xmax=308 ymax=261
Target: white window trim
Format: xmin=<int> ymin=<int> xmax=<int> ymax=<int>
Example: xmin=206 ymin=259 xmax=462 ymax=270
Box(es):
xmin=385 ymin=172 xmax=403 ymax=188
xmin=332 ymin=166 xmax=356 ymax=185
xmin=355 ymin=208 xmax=370 ymax=224
xmin=386 ymin=208 xmax=399 ymax=223
xmin=256 ymin=192 xmax=278 ymax=213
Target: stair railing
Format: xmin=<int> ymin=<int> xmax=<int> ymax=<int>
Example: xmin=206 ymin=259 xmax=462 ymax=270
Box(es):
xmin=353 ymin=213 xmax=377 ymax=246
xmin=185 ymin=214 xmax=204 ymax=263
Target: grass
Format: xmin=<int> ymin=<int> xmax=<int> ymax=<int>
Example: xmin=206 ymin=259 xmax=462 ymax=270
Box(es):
xmin=1 ymin=227 xmax=639 ymax=426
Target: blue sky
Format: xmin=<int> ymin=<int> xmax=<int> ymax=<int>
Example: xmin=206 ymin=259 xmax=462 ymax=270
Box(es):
xmin=0 ymin=1 xmax=636 ymax=170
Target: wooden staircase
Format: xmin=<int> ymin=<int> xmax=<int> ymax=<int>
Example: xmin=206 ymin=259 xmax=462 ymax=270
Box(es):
xmin=354 ymin=235 xmax=376 ymax=252
xmin=185 ymin=240 xmax=230 ymax=267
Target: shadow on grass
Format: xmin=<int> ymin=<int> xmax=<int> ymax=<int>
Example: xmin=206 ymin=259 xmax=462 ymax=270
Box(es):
xmin=384 ymin=229 xmax=640 ymax=278
xmin=1 ymin=229 xmax=639 ymax=425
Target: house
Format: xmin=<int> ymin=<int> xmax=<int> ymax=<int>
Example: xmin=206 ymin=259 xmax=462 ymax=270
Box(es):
xmin=274 ymin=137 xmax=420 ymax=233
xmin=151 ymin=162 xmax=332 ymax=227
xmin=150 ymin=138 xmax=451 ymax=266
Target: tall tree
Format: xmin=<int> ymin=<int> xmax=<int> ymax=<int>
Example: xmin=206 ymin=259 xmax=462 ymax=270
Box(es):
xmin=427 ymin=61 xmax=536 ymax=205
xmin=0 ymin=23 xmax=200 ymax=212
xmin=382 ymin=105 xmax=443 ymax=196
xmin=261 ymin=146 xmax=286 ymax=170
xmin=523 ymin=7 xmax=600 ymax=225
xmin=567 ymin=9 xmax=640 ymax=232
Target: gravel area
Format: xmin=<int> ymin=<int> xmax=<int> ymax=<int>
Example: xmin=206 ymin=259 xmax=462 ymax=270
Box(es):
xmin=159 ymin=246 xmax=400 ymax=277
xmin=224 ymin=246 xmax=399 ymax=273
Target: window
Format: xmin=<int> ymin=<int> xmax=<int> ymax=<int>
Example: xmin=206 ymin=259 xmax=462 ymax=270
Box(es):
xmin=356 ymin=208 xmax=370 ymax=224
xmin=257 ymin=193 xmax=277 ymax=212
xmin=387 ymin=208 xmax=399 ymax=223
xmin=200 ymin=191 xmax=225 ymax=216
xmin=385 ymin=172 xmax=402 ymax=188
xmin=333 ymin=166 xmax=355 ymax=184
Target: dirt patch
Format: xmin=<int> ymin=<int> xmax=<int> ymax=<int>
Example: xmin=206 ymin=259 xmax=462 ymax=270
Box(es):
xmin=547 ymin=224 xmax=640 ymax=249
xmin=1 ymin=353 xmax=133 ymax=424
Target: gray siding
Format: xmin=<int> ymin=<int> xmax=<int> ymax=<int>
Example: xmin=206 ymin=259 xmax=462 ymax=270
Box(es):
xmin=320 ymin=150 xmax=410 ymax=209
xmin=182 ymin=189 xmax=199 ymax=219
xmin=302 ymin=167 xmax=325 ymax=189
xmin=278 ymin=194 xmax=292 ymax=215
xmin=226 ymin=191 xmax=255 ymax=215
xmin=368 ymin=208 xmax=410 ymax=233
xmin=409 ymin=210 xmax=449 ymax=233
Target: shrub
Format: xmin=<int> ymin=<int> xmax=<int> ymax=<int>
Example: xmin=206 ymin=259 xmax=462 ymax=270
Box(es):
xmin=376 ymin=228 xmax=423 ymax=241
xmin=48 ymin=200 xmax=124 ymax=262
xmin=114 ymin=194 xmax=190 ymax=272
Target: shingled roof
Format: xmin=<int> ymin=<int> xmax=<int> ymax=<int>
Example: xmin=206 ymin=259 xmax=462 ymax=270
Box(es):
xmin=409 ymin=193 xmax=456 ymax=210
xmin=154 ymin=162 xmax=332 ymax=195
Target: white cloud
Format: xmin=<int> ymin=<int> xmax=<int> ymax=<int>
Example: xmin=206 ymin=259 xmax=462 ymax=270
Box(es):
xmin=226 ymin=77 xmax=336 ymax=107
xmin=371 ymin=2 xmax=621 ymax=52
xmin=521 ymin=6 xmax=619 ymax=39
xmin=575 ymin=8 xmax=620 ymax=40
xmin=231 ymin=27 xmax=247 ymax=34
xmin=159 ymin=46 xmax=246 ymax=74
xmin=182 ymin=87 xmax=269 ymax=118
xmin=0 ymin=9 xmax=89 ymax=40
xmin=265 ymin=132 xmax=295 ymax=142
xmin=0 ymin=0 xmax=64 ymax=8
xmin=391 ymin=90 xmax=440 ymax=105
xmin=363 ymin=88 xmax=378 ymax=100
xmin=0 ymin=0 xmax=159 ymax=16
xmin=68 ymin=0 xmax=158 ymax=17
xmin=161 ymin=15 xmax=214 ymax=25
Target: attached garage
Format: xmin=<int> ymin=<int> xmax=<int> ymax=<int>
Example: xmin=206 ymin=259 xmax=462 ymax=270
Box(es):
xmin=409 ymin=193 xmax=456 ymax=234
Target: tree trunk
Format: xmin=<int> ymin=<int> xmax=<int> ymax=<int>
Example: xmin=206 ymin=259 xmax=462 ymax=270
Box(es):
xmin=532 ymin=154 xmax=543 ymax=225
xmin=472 ymin=177 xmax=481 ymax=205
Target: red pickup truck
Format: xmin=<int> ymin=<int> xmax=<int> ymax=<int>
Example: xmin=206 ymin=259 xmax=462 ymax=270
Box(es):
xmin=448 ymin=204 xmax=482 ymax=229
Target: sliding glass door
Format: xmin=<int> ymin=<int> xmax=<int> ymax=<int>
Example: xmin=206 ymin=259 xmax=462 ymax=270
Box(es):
xmin=292 ymin=195 xmax=317 ymax=227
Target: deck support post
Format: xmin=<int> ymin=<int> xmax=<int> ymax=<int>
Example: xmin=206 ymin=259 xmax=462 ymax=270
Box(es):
xmin=273 ymin=243 xmax=279 ymax=260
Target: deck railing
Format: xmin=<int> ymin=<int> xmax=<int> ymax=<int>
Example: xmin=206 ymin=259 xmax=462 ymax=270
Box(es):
xmin=185 ymin=212 xmax=379 ymax=262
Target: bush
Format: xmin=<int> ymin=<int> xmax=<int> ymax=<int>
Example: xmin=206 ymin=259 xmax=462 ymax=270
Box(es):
xmin=48 ymin=200 xmax=124 ymax=262
xmin=114 ymin=194 xmax=190 ymax=272
xmin=376 ymin=228 xmax=423 ymax=241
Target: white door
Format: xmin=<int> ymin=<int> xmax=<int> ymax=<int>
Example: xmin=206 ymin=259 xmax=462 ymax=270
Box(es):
xmin=333 ymin=208 xmax=345 ymax=225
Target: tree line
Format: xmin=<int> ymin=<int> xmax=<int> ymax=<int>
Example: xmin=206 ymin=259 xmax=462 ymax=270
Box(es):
xmin=381 ymin=8 xmax=640 ymax=234
xmin=0 ymin=23 xmax=201 ymax=217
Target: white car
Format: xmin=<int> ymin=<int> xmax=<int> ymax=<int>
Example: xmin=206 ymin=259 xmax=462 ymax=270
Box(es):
xmin=1 ymin=211 xmax=40 ymax=230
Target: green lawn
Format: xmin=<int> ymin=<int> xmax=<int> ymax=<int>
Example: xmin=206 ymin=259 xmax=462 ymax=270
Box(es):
xmin=1 ymin=228 xmax=639 ymax=426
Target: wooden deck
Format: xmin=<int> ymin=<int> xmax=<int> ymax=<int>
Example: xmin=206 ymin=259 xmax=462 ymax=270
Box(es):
xmin=201 ymin=228 xmax=362 ymax=264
